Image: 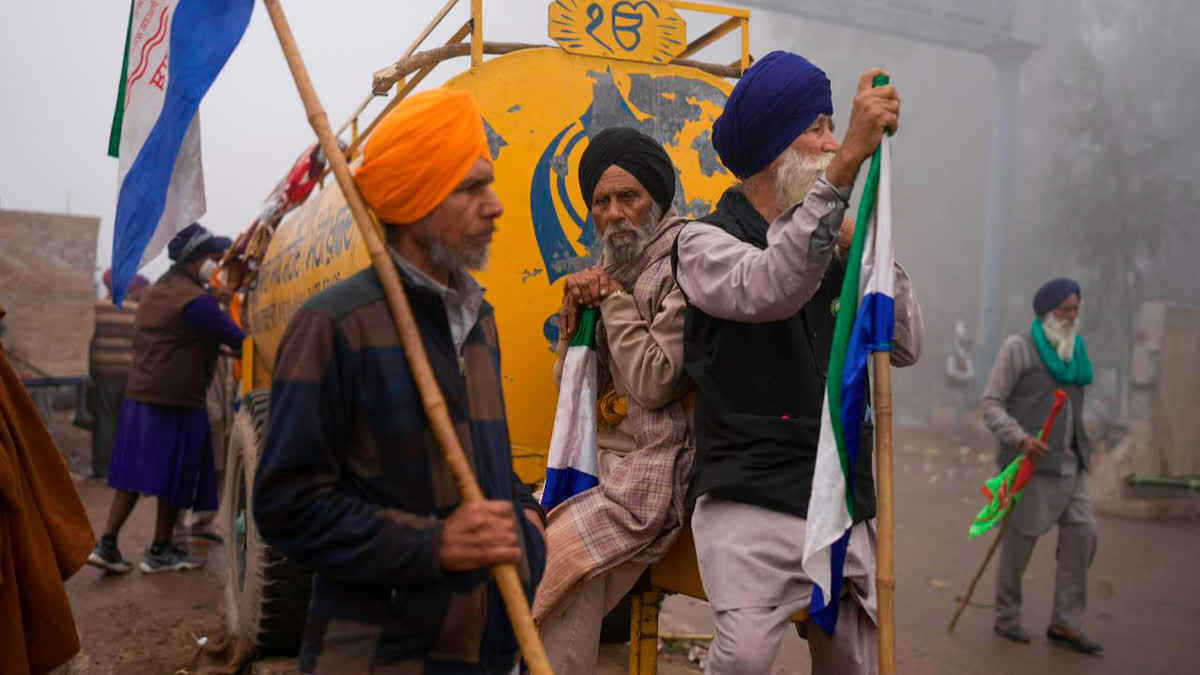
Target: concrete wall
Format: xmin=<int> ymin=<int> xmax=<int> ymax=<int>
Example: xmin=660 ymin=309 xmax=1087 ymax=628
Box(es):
xmin=1093 ymin=301 xmax=1200 ymax=519
xmin=0 ymin=209 xmax=99 ymax=377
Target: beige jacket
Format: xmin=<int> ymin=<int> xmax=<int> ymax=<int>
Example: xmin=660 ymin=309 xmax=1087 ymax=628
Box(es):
xmin=554 ymin=285 xmax=688 ymax=479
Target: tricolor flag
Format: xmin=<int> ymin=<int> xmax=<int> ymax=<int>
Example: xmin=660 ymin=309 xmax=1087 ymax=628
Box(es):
xmin=542 ymin=308 xmax=602 ymax=511
xmin=108 ymin=0 xmax=253 ymax=303
xmin=803 ymin=122 xmax=895 ymax=634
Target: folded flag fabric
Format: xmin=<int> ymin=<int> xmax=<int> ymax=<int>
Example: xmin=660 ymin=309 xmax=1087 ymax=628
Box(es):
xmin=108 ymin=0 xmax=253 ymax=303
xmin=803 ymin=77 xmax=895 ymax=636
xmin=968 ymin=389 xmax=1067 ymax=539
xmin=542 ymin=307 xmax=601 ymax=511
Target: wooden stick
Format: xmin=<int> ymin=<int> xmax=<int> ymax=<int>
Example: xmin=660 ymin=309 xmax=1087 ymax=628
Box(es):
xmin=948 ymin=514 xmax=1009 ymax=632
xmin=261 ymin=3 xmax=553 ymax=674
xmin=872 ymin=351 xmax=897 ymax=675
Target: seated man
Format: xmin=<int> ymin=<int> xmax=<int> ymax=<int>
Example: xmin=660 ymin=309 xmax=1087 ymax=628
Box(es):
xmin=254 ymin=88 xmax=546 ymax=675
xmin=674 ymin=53 xmax=923 ymax=674
xmin=534 ymin=128 xmax=693 ymax=675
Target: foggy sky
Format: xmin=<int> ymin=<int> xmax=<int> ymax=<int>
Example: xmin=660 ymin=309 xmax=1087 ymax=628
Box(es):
xmin=2 ymin=1 xmax=1193 ymax=419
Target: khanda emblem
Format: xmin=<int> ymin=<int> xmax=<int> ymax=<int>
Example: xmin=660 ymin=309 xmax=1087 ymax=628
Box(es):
xmin=549 ymin=0 xmax=687 ymax=64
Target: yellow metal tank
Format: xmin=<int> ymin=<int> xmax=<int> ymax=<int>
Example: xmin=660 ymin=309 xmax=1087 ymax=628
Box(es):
xmin=245 ymin=46 xmax=735 ymax=483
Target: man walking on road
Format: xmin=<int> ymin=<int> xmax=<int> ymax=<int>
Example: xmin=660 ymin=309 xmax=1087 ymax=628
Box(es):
xmin=982 ymin=277 xmax=1103 ymax=656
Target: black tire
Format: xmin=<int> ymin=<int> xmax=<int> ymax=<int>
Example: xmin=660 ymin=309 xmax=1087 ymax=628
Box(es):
xmin=221 ymin=389 xmax=313 ymax=656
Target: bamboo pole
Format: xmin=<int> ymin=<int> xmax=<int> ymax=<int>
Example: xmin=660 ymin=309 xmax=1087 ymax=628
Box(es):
xmin=872 ymin=351 xmax=897 ymax=675
xmin=260 ymin=3 xmax=553 ymax=674
xmin=471 ymin=0 xmax=483 ymax=67
xmin=948 ymin=517 xmax=1009 ymax=632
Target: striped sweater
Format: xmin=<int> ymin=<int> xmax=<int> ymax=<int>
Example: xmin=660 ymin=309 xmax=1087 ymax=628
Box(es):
xmin=88 ymin=300 xmax=138 ymax=377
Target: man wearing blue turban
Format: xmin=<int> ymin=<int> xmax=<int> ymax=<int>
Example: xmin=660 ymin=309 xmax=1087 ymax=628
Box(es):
xmin=981 ymin=278 xmax=1102 ymax=656
xmin=672 ymin=53 xmax=924 ymax=673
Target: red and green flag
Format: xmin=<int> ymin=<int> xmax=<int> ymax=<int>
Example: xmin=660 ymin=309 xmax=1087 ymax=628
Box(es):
xmin=968 ymin=389 xmax=1067 ymax=538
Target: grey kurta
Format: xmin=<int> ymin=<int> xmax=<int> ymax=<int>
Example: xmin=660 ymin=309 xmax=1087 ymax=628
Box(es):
xmin=981 ymin=329 xmax=1098 ymax=633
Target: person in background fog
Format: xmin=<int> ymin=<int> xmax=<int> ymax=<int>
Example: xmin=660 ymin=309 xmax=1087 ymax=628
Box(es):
xmin=86 ymin=224 xmax=245 ymax=575
xmin=982 ymin=278 xmax=1102 ymax=656
xmin=945 ymin=319 xmax=975 ymax=442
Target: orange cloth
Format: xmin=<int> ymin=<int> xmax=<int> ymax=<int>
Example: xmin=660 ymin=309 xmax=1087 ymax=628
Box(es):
xmin=1 ymin=305 xmax=96 ymax=675
xmin=354 ymin=87 xmax=491 ymax=224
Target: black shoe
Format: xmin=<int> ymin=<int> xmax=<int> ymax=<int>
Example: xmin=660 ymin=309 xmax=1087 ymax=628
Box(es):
xmin=994 ymin=624 xmax=1032 ymax=644
xmin=139 ymin=543 xmax=204 ymax=573
xmin=1047 ymin=628 xmax=1103 ymax=656
xmin=86 ymin=538 xmax=133 ymax=574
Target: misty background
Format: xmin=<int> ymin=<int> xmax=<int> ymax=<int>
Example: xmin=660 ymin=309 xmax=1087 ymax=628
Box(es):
xmin=1 ymin=0 xmax=1196 ymax=423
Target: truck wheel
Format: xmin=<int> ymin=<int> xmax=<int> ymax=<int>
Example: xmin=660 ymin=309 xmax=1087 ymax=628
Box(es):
xmin=221 ymin=390 xmax=313 ymax=656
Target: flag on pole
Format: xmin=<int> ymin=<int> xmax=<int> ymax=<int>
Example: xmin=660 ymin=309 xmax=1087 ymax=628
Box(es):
xmin=968 ymin=389 xmax=1067 ymax=538
xmin=803 ymin=108 xmax=895 ymax=634
xmin=108 ymin=0 xmax=253 ymax=303
xmin=541 ymin=308 xmax=602 ymax=511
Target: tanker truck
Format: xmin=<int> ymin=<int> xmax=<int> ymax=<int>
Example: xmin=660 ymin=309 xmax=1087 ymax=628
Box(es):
xmin=219 ymin=0 xmax=751 ymax=655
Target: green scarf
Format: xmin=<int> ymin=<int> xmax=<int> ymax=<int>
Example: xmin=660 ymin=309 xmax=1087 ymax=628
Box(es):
xmin=1031 ymin=318 xmax=1093 ymax=386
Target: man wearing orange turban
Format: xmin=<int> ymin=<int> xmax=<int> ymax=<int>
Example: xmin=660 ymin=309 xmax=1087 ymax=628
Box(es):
xmin=254 ymin=88 xmax=547 ymax=674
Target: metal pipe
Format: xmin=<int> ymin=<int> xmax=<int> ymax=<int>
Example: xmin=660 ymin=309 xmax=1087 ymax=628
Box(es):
xmin=1127 ymin=475 xmax=1200 ymax=492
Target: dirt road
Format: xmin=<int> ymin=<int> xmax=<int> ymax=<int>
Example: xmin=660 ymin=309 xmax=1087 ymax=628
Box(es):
xmin=59 ymin=418 xmax=1199 ymax=674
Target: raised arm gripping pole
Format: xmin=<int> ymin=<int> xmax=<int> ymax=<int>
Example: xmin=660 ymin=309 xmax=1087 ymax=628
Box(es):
xmin=261 ymin=2 xmax=552 ymax=673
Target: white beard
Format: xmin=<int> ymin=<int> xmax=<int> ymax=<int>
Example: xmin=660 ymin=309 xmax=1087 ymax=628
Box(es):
xmin=1042 ymin=313 xmax=1080 ymax=362
xmin=774 ymin=149 xmax=835 ymax=211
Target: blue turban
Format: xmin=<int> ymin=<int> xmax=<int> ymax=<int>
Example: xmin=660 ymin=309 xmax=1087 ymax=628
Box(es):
xmin=1033 ymin=278 xmax=1081 ymax=316
xmin=167 ymin=223 xmax=232 ymax=264
xmin=713 ymin=51 xmax=833 ymax=179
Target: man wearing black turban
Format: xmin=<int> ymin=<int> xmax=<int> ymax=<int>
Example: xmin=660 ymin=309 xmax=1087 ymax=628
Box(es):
xmin=673 ymin=55 xmax=924 ymax=673
xmin=535 ymin=128 xmax=694 ymax=675
xmin=982 ymin=278 xmax=1102 ymax=656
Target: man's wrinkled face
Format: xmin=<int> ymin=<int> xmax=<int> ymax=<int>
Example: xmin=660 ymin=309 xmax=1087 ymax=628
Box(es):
xmin=1052 ymin=294 xmax=1080 ymax=325
xmin=773 ymin=114 xmax=841 ymax=210
xmin=418 ymin=157 xmax=503 ymax=271
xmin=591 ymin=165 xmax=659 ymax=264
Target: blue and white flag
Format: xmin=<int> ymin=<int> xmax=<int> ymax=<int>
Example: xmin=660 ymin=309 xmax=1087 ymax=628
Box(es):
xmin=542 ymin=307 xmax=601 ymax=510
xmin=108 ymin=0 xmax=253 ymax=303
xmin=803 ymin=134 xmax=895 ymax=634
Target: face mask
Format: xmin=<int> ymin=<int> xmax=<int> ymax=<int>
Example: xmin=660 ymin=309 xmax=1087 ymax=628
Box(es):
xmin=199 ymin=259 xmax=218 ymax=282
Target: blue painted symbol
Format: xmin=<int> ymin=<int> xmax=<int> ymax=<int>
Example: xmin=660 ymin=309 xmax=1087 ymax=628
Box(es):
xmin=612 ymin=1 xmax=658 ymax=51
xmin=585 ymin=4 xmax=613 ymax=52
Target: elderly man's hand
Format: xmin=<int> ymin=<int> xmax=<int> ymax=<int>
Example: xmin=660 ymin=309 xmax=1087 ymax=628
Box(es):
xmin=827 ymin=68 xmax=900 ymax=187
xmin=563 ymin=268 xmax=622 ymax=308
xmin=1020 ymin=436 xmax=1050 ymax=462
xmin=838 ymin=217 xmax=855 ymax=257
xmin=438 ymin=500 xmax=522 ymax=572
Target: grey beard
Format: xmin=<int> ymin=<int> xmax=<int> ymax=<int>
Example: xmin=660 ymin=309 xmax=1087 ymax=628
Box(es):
xmin=775 ymin=149 xmax=835 ymax=211
xmin=420 ymin=223 xmax=490 ymax=272
xmin=601 ymin=203 xmax=662 ymax=266
xmin=1042 ymin=314 xmax=1080 ymax=362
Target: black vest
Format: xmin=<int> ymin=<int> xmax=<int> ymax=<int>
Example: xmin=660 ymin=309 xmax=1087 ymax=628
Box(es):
xmin=674 ymin=188 xmax=877 ymax=521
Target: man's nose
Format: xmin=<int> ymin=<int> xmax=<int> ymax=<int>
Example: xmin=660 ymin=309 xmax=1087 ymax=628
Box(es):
xmin=482 ymin=187 xmax=504 ymax=219
xmin=822 ymin=129 xmax=841 ymax=153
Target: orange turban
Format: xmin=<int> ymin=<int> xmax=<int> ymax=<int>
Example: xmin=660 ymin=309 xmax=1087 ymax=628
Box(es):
xmin=355 ymin=88 xmax=491 ymax=224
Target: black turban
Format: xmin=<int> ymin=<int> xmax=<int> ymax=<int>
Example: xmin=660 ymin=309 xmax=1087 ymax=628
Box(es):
xmin=1033 ymin=277 xmax=1081 ymax=316
xmin=578 ymin=128 xmax=676 ymax=215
